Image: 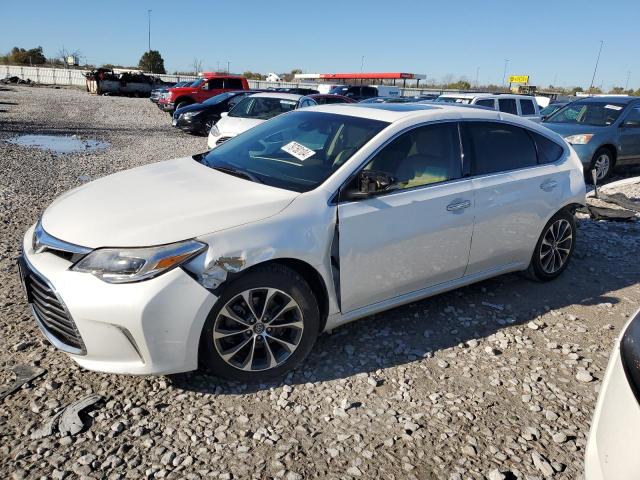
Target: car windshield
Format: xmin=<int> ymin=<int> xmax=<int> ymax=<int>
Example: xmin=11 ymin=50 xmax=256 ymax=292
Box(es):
xmin=329 ymin=87 xmax=349 ymax=94
xmin=199 ymin=111 xmax=388 ymax=192
xmin=434 ymin=96 xmax=472 ymax=104
xmin=189 ymin=79 xmax=204 ymax=87
xmin=229 ymin=96 xmax=300 ymax=120
xmin=546 ymin=101 xmax=626 ymax=126
xmin=540 ymin=104 xmax=562 ymax=116
xmin=203 ymin=92 xmax=238 ymax=106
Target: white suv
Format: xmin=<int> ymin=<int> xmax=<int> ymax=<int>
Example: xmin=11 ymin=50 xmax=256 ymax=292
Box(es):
xmin=435 ymin=93 xmax=542 ymax=121
xmin=19 ymin=103 xmax=586 ymax=381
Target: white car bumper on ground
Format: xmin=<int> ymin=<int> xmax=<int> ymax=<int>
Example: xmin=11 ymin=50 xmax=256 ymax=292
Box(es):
xmin=20 ymin=224 xmax=217 ymax=375
xmin=207 ymin=131 xmax=236 ymax=149
xmin=585 ymin=309 xmax=640 ymax=479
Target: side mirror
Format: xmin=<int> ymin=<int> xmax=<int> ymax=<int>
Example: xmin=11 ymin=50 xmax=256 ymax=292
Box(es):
xmin=345 ymin=170 xmax=396 ymax=200
xmin=220 ymin=111 xmax=228 ymax=118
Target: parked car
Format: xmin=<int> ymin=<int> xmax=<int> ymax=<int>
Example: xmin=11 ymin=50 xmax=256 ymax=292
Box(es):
xmin=436 ymin=93 xmax=542 ymax=122
xmin=585 ymin=308 xmax=640 ymax=480
xmin=158 ymin=73 xmax=249 ymax=112
xmin=173 ymin=91 xmax=262 ymax=136
xmin=19 ymin=103 xmax=585 ymax=381
xmin=150 ymin=81 xmax=190 ymax=104
xmin=543 ymin=96 xmax=640 ymax=182
xmin=328 ymin=85 xmax=401 ymax=101
xmin=271 ymin=87 xmax=320 ymax=95
xmin=207 ymin=92 xmax=317 ymax=149
xmin=308 ymin=94 xmax=356 ymax=105
xmin=540 ymin=101 xmax=570 ymax=120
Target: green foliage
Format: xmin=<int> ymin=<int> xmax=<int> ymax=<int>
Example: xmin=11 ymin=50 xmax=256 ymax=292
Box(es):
xmin=138 ymin=50 xmax=166 ymax=74
xmin=242 ymin=71 xmax=265 ymax=80
xmin=445 ymin=80 xmax=471 ymax=90
xmin=1 ymin=46 xmax=47 ymax=65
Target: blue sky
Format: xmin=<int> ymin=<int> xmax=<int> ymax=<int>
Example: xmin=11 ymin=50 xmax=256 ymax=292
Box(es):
xmin=1 ymin=0 xmax=639 ymax=89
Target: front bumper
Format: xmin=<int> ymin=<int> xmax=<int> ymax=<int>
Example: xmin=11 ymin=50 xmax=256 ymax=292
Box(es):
xmin=207 ymin=132 xmax=235 ymax=150
xmin=569 ymin=143 xmax=598 ymax=169
xmin=158 ymin=101 xmax=175 ymax=112
xmin=173 ymin=114 xmax=205 ymax=133
xmin=20 ymin=224 xmax=216 ymax=375
xmin=585 ymin=309 xmax=640 ymax=479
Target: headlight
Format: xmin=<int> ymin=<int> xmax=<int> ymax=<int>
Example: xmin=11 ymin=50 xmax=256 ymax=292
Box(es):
xmin=72 ymin=240 xmax=206 ymax=283
xmin=182 ymin=111 xmax=198 ymax=119
xmin=209 ymin=124 xmax=220 ymax=136
xmin=564 ymin=134 xmax=594 ymax=145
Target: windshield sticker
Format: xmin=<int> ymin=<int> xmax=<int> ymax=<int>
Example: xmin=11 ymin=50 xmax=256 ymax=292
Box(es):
xmin=605 ymin=104 xmax=622 ymax=110
xmin=281 ymin=141 xmax=316 ymax=161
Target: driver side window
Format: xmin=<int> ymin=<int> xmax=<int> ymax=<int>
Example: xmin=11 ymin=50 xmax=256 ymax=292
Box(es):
xmin=363 ymin=123 xmax=462 ymax=190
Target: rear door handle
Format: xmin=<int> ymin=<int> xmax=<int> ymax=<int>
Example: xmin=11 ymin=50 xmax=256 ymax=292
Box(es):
xmin=446 ymin=200 xmax=471 ymax=211
xmin=540 ymin=179 xmax=558 ymax=192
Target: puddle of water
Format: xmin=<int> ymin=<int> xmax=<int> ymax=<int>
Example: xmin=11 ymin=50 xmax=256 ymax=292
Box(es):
xmin=6 ymin=134 xmax=109 ymax=154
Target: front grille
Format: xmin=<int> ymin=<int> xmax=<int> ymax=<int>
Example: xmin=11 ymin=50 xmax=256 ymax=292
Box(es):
xmin=20 ymin=258 xmax=86 ymax=354
xmin=216 ymin=136 xmax=231 ymax=145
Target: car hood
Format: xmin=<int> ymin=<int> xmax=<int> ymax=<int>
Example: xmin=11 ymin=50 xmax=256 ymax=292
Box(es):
xmin=176 ymin=102 xmax=211 ymax=115
xmin=543 ymin=122 xmax=609 ymax=137
xmin=41 ymin=157 xmax=299 ymax=248
xmin=168 ymin=87 xmax=199 ymax=97
xmin=217 ymin=116 xmax=265 ymax=136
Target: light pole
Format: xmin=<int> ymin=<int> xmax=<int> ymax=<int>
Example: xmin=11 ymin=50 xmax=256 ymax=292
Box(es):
xmin=475 ymin=67 xmax=479 ymax=88
xmin=147 ymin=10 xmax=152 ymax=52
xmin=625 ymin=70 xmax=631 ymax=90
xmin=227 ymin=61 xmax=230 ymax=74
xmin=502 ymin=59 xmax=509 ymax=86
xmin=360 ymin=56 xmax=365 ymax=73
xmin=589 ymin=40 xmax=604 ymax=91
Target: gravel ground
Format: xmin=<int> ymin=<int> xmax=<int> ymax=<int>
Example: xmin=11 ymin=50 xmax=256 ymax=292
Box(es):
xmin=1 ymin=85 xmax=640 ymax=480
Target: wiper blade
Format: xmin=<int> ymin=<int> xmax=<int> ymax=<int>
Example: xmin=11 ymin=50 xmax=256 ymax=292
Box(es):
xmin=212 ymin=165 xmax=264 ymax=184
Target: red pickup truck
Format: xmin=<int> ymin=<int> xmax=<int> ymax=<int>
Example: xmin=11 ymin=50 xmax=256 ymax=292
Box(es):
xmin=158 ymin=73 xmax=249 ymax=113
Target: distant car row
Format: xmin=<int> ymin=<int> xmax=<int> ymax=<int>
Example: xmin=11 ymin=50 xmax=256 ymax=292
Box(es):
xmin=152 ymin=73 xmax=640 ymax=182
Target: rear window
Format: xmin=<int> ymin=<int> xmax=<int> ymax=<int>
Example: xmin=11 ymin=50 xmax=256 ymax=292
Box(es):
xmin=532 ymin=132 xmax=564 ymax=164
xmin=498 ymin=98 xmax=518 ymax=115
xmin=475 ymin=99 xmax=495 ymax=108
xmin=225 ymin=78 xmax=244 ymax=89
xmin=520 ymin=99 xmax=536 ymax=115
xmin=229 ymin=96 xmax=299 ymax=120
xmin=465 ymin=122 xmax=538 ymax=175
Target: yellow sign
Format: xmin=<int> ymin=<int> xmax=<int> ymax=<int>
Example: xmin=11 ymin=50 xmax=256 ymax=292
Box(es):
xmin=509 ymin=75 xmax=529 ymax=84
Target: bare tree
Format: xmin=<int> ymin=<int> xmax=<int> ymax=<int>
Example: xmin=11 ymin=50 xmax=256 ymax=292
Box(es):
xmin=191 ymin=58 xmax=203 ymax=75
xmin=56 ymin=47 xmax=82 ymax=68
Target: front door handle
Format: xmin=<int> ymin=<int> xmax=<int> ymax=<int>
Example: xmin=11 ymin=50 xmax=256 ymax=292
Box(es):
xmin=540 ymin=179 xmax=558 ymax=192
xmin=446 ymin=200 xmax=471 ymax=211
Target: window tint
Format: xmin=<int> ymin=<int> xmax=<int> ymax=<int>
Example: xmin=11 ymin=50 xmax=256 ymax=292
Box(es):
xmin=475 ymin=99 xmax=495 ymax=109
xmin=224 ymin=78 xmax=244 ymax=89
xmin=363 ymin=123 xmax=462 ymax=190
xmin=498 ymin=98 xmax=518 ymax=115
xmin=465 ymin=122 xmax=537 ymax=175
xmin=208 ymin=78 xmax=224 ymax=89
xmin=623 ymin=106 xmax=640 ymax=127
xmin=362 ymin=86 xmax=377 ymax=97
xmin=520 ymin=99 xmax=536 ymax=115
xmin=227 ymin=94 xmax=246 ymax=108
xmin=532 ymin=132 xmax=564 ymax=164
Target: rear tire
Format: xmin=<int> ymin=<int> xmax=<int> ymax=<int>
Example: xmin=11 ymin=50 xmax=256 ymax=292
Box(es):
xmin=200 ymin=264 xmax=320 ymax=382
xmin=525 ymin=210 xmax=576 ymax=281
xmin=175 ymin=100 xmax=191 ymax=111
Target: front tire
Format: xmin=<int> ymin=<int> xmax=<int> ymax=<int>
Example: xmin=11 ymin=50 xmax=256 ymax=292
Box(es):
xmin=526 ymin=210 xmax=576 ymax=281
xmin=588 ymin=147 xmax=614 ymax=183
xmin=200 ymin=264 xmax=319 ymax=382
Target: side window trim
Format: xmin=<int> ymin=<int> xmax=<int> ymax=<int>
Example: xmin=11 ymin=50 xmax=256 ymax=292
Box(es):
xmin=333 ymin=120 xmax=465 ymax=204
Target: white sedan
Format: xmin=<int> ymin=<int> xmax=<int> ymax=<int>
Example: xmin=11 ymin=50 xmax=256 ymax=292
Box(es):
xmin=207 ymin=92 xmax=317 ymax=149
xmin=19 ymin=103 xmax=586 ymax=381
xmin=585 ymin=308 xmax=640 ymax=479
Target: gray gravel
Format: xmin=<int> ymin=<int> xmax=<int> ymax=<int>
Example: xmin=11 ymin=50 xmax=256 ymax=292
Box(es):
xmin=2 ymin=85 xmax=640 ymax=479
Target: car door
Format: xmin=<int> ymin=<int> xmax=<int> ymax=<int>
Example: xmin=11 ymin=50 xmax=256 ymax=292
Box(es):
xmin=618 ymin=104 xmax=640 ymax=165
xmin=337 ymin=122 xmax=475 ymax=313
xmin=462 ymin=121 xmax=566 ymax=275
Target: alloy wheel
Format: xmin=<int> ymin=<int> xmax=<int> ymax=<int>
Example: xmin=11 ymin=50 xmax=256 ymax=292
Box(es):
xmin=213 ymin=288 xmax=304 ymax=371
xmin=594 ymin=154 xmax=610 ymax=181
xmin=539 ymin=219 xmax=573 ymax=274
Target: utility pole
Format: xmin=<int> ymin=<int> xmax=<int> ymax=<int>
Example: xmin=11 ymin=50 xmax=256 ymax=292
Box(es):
xmin=227 ymin=61 xmax=230 ymax=74
xmin=475 ymin=67 xmax=479 ymax=88
xmin=502 ymin=59 xmax=509 ymax=86
xmin=147 ymin=10 xmax=152 ymax=52
xmin=625 ymin=70 xmax=631 ymax=90
xmin=360 ymin=56 xmax=365 ymax=73
xmin=589 ymin=40 xmax=604 ymax=91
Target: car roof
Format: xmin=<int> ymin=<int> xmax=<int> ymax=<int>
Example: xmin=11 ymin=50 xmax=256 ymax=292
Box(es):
xmin=249 ymin=92 xmax=304 ymax=100
xmin=573 ymin=96 xmax=638 ymax=104
xmin=438 ymin=92 xmax=492 ymax=99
